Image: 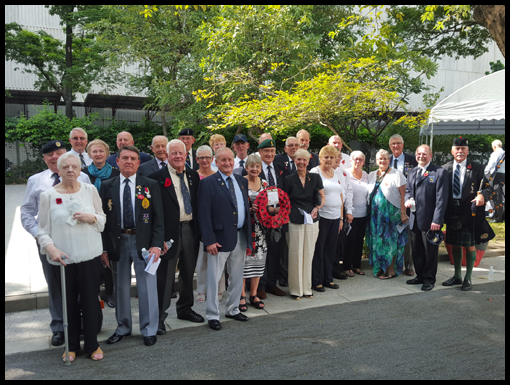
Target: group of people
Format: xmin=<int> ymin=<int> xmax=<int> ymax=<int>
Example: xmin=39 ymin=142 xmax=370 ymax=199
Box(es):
xmin=21 ymin=125 xmax=500 ymax=363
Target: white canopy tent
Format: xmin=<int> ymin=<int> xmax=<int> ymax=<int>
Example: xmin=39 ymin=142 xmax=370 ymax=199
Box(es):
xmin=420 ymin=69 xmax=505 ymax=151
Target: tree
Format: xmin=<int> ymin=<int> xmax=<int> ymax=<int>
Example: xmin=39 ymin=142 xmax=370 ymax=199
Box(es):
xmin=5 ymin=5 xmax=122 ymax=118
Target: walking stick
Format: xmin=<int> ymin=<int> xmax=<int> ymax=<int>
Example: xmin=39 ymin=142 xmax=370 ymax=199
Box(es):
xmin=60 ymin=259 xmax=71 ymax=366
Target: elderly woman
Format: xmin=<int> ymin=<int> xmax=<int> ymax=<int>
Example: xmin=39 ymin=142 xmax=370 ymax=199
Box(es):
xmin=284 ymin=149 xmax=325 ymax=300
xmin=309 ymin=146 xmax=348 ymax=292
xmin=366 ymin=149 xmax=408 ymax=279
xmin=343 ymin=151 xmax=369 ymax=275
xmin=239 ymin=154 xmax=268 ymax=310
xmin=195 ymin=145 xmax=225 ymax=303
xmin=209 ymin=134 xmax=227 ymax=172
xmin=37 ymin=152 xmax=106 ymax=362
xmin=82 ymin=139 xmax=120 ymax=308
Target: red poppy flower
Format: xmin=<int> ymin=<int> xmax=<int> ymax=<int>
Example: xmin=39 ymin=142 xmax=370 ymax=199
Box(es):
xmin=56 ymin=198 xmax=62 ymax=205
xmin=164 ymin=178 xmax=172 ymax=187
xmin=467 ymin=164 xmax=472 ymax=170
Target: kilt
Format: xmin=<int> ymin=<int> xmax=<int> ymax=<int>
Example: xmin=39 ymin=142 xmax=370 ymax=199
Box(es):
xmin=445 ymin=223 xmax=475 ymax=247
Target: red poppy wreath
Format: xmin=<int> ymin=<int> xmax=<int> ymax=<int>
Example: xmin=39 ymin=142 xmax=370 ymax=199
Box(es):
xmin=254 ymin=187 xmax=291 ymax=229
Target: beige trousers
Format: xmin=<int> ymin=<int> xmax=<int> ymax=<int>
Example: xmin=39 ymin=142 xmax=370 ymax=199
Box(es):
xmin=288 ymin=222 xmax=320 ymax=297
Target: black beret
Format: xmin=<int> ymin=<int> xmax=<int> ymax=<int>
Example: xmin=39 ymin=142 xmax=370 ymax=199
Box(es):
xmin=452 ymin=137 xmax=468 ymax=147
xmin=42 ymin=140 xmax=67 ymax=154
xmin=178 ymin=128 xmax=195 ymax=137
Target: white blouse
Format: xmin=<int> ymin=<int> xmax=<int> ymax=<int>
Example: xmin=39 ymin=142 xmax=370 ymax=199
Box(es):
xmin=37 ymin=183 xmax=106 ymax=265
xmin=347 ymin=169 xmax=369 ymax=218
xmin=367 ymin=168 xmax=406 ymax=209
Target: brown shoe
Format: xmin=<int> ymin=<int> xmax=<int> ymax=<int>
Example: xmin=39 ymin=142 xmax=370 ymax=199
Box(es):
xmin=265 ymin=285 xmax=286 ymax=297
xmin=256 ymin=290 xmax=267 ymax=300
xmin=405 ymin=269 xmax=415 ymax=276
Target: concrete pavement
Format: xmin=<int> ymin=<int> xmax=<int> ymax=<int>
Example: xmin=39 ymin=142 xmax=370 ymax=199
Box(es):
xmin=4 ymin=184 xmax=506 ymax=357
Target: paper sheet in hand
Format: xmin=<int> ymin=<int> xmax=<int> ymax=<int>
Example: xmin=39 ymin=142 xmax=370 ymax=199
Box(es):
xmin=144 ymin=254 xmax=161 ymax=275
xmin=298 ymin=208 xmax=314 ymax=225
xmin=396 ymin=222 xmax=409 ymax=233
xmin=267 ymin=189 xmax=279 ymax=206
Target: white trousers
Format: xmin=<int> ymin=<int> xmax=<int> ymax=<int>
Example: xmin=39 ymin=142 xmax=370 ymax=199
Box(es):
xmin=288 ymin=222 xmax=319 ymax=297
xmin=205 ymin=230 xmax=247 ymax=321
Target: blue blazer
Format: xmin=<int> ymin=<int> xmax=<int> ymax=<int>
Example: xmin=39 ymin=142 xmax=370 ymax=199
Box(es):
xmin=197 ymin=172 xmax=252 ymax=253
xmin=404 ymin=164 xmax=448 ymax=232
xmin=106 ymin=152 xmax=152 ymax=170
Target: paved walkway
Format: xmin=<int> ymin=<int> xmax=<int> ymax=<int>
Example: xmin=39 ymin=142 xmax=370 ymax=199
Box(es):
xmin=4 ymin=184 xmax=506 ymax=356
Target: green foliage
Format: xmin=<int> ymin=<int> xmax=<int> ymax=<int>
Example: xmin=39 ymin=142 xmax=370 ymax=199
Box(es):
xmin=485 ymin=60 xmax=505 ymax=75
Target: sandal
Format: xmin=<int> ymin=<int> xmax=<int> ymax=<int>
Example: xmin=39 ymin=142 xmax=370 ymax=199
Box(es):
xmin=90 ymin=347 xmax=104 ymax=361
xmin=197 ymin=293 xmax=206 ymax=303
xmin=379 ymin=273 xmax=397 ymax=280
xmin=345 ymin=270 xmax=355 ymax=277
xmin=239 ymin=296 xmax=248 ymax=312
xmin=353 ymin=269 xmax=365 ymax=275
xmin=62 ymin=351 xmax=76 ymax=363
xmin=249 ymin=295 xmax=265 ymax=309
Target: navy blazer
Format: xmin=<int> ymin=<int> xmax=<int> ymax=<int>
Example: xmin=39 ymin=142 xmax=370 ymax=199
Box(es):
xmin=197 ymin=172 xmax=252 ymax=253
xmin=390 ymin=153 xmax=418 ymax=179
xmin=99 ymin=174 xmax=165 ymax=261
xmin=138 ymin=158 xmax=162 ymax=176
xmin=106 ymin=152 xmax=152 ymax=170
xmin=404 ymin=164 xmax=448 ymax=232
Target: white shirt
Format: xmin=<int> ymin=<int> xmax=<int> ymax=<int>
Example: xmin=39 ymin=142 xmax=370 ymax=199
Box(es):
xmin=167 ymin=164 xmax=193 ymax=222
xmin=347 ymin=169 xmax=369 ymax=218
xmin=186 ymin=149 xmax=194 ymax=169
xmin=367 ymin=168 xmax=406 ymax=209
xmin=262 ymin=162 xmax=278 ymax=186
xmin=485 ymin=147 xmax=505 ymax=176
xmin=69 ymin=148 xmax=92 ymax=167
xmin=392 ymin=152 xmax=405 ymax=175
xmin=234 ymin=156 xmax=248 ymax=169
xmin=119 ymin=174 xmax=137 ymax=229
xmin=338 ymin=153 xmax=351 ymax=170
xmin=310 ymin=166 xmax=353 ymax=220
xmin=36 ymin=183 xmax=106 ymax=264
xmin=21 ymin=168 xmax=91 ymax=238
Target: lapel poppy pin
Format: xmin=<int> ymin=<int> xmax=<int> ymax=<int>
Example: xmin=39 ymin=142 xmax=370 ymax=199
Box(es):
xmin=423 ymin=172 xmax=429 ymax=177
xmin=467 ymin=164 xmax=472 ymax=170
xmin=56 ymin=198 xmax=62 ymax=204
xmin=163 ymin=178 xmax=172 ymax=187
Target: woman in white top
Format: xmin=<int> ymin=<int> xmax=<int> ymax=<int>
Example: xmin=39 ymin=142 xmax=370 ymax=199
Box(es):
xmin=310 ymin=145 xmax=347 ymax=292
xmin=344 ymin=151 xmax=369 ymax=275
xmin=365 ymin=149 xmax=408 ymax=279
xmin=37 ymin=152 xmax=106 ymax=363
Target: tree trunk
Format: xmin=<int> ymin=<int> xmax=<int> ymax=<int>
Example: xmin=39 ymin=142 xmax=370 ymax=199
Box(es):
xmin=473 ymin=5 xmax=505 ymax=58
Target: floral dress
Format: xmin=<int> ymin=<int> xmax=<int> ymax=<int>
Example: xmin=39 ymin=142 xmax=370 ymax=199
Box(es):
xmin=244 ymin=178 xmax=268 ymax=278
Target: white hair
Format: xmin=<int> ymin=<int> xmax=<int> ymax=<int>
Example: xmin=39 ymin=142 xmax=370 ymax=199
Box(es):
xmin=492 ymin=139 xmax=503 ymax=148
xmin=167 ymin=139 xmax=187 ymax=154
xmin=57 ymin=152 xmax=81 ymax=170
xmin=350 ymin=150 xmax=365 ymax=161
xmin=389 ymin=134 xmax=403 ymax=145
xmin=375 ymin=149 xmax=390 ymax=160
xmin=196 ymin=145 xmax=213 ymax=157
xmin=69 ymin=127 xmax=88 ymax=139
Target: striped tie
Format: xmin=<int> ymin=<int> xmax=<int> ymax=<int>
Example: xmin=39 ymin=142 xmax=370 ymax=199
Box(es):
xmin=453 ymin=164 xmax=461 ymax=197
xmin=267 ymin=165 xmax=276 ymax=187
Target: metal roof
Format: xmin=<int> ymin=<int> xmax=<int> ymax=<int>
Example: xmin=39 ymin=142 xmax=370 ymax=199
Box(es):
xmin=83 ymin=94 xmax=153 ymax=110
xmin=5 ymin=89 xmax=62 ymax=105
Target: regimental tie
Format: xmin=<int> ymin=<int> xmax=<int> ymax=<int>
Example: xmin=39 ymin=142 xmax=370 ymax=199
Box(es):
xmin=186 ymin=152 xmax=191 ymax=168
xmin=393 ymin=158 xmax=398 ymax=170
xmin=226 ymin=176 xmax=238 ymax=217
xmin=79 ymin=153 xmax=86 ymax=168
xmin=51 ymin=172 xmax=60 ymax=187
xmin=123 ymin=179 xmax=135 ymax=229
xmin=267 ymin=165 xmax=276 ymax=187
xmin=239 ymin=159 xmax=245 ymax=169
xmin=289 ymin=160 xmax=296 ymax=174
xmin=453 ymin=163 xmax=461 ymax=198
xmin=177 ymin=172 xmax=193 ymax=215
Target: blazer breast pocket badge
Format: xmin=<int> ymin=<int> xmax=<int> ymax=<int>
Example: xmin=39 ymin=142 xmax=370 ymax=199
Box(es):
xmin=143 ymin=213 xmax=150 ymax=223
xmin=428 ymin=175 xmax=436 ymax=183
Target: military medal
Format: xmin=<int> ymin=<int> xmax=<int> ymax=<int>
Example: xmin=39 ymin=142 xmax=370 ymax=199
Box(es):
xmin=142 ymin=197 xmax=150 ymax=209
xmin=470 ymin=183 xmax=475 ymax=194
xmin=107 ymin=199 xmax=113 ymax=211
xmin=144 ymin=187 xmax=151 ymax=198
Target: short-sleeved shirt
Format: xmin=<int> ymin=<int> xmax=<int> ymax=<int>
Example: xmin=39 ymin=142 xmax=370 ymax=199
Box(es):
xmin=367 ymin=168 xmax=406 ymax=209
xmin=283 ymin=172 xmax=324 ymax=224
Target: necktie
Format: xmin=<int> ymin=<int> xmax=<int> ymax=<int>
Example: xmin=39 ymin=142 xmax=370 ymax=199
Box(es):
xmin=267 ymin=165 xmax=276 ymax=187
xmin=51 ymin=172 xmax=60 ymax=186
xmin=186 ymin=152 xmax=191 ymax=168
xmin=453 ymin=164 xmax=461 ymax=197
xmin=239 ymin=159 xmax=245 ymax=169
xmin=160 ymin=161 xmax=166 ymax=169
xmin=393 ymin=158 xmax=398 ymax=170
xmin=177 ymin=172 xmax=193 ymax=215
xmin=79 ymin=153 xmax=86 ymax=168
xmin=289 ymin=160 xmax=295 ymax=174
xmin=123 ymin=179 xmax=135 ymax=229
xmin=226 ymin=176 xmax=238 ymax=215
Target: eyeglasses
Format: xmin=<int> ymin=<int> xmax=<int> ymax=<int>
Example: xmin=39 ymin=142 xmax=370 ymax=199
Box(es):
xmin=71 ymin=137 xmax=87 ymax=141
xmin=390 ymin=142 xmax=403 ymax=146
xmin=197 ymin=156 xmax=212 ymax=161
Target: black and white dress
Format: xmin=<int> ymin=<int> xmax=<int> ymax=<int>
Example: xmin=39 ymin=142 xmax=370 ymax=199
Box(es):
xmin=243 ymin=178 xmax=268 ymax=278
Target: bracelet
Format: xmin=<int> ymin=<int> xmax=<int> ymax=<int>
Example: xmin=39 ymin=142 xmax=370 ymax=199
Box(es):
xmin=93 ymin=216 xmax=97 ymax=224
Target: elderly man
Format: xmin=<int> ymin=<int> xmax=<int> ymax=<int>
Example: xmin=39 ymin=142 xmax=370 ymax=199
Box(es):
xmin=68 ymin=127 xmax=92 ymax=168
xmin=484 ymin=139 xmax=505 ymax=223
xmin=100 ymin=145 xmax=164 ymax=346
xmin=328 ymin=135 xmax=351 ymax=170
xmin=275 ymin=136 xmax=300 ymax=174
xmin=233 ymin=134 xmax=250 ymax=169
xmin=441 ymin=137 xmax=490 ymax=291
xmin=147 ymin=139 xmax=203 ymax=334
xmin=138 ymin=135 xmax=169 ymax=176
xmin=106 ymin=131 xmax=152 ymax=169
xmin=405 ymin=145 xmax=448 ymax=291
xmin=296 ymin=129 xmax=320 ymax=170
xmin=21 ymin=140 xmax=91 ymax=346
xmin=198 ymin=147 xmax=252 ymax=330
xmin=178 ymin=128 xmax=199 ymax=170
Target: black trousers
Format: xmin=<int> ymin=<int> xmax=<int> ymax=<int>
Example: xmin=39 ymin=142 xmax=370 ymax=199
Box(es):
xmin=312 ymin=217 xmax=341 ymax=287
xmin=410 ymin=219 xmax=439 ymax=284
xmin=343 ymin=216 xmax=368 ymax=270
xmin=64 ymin=256 xmax=102 ymax=353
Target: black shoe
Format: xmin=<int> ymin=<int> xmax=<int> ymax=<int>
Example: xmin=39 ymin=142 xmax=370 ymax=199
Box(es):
xmin=177 ymin=310 xmax=205 ymax=323
xmin=407 ymin=277 xmax=424 ymax=285
xmin=225 ymin=313 xmax=249 ymax=322
xmin=106 ymin=332 xmax=131 ymax=345
xmin=312 ymin=285 xmax=326 ymax=292
xmin=442 ymin=277 xmax=463 ymax=286
xmin=461 ymin=279 xmax=472 ymax=291
xmin=208 ymin=320 xmax=222 ymax=330
xmin=157 ymin=321 xmax=167 ymax=335
xmin=51 ymin=332 xmax=65 ymax=347
xmin=421 ymin=283 xmax=434 ymax=291
xmin=323 ymin=282 xmax=339 ymax=289
xmin=333 ymin=272 xmax=348 ymax=280
xmin=144 ymin=335 xmax=157 ymax=346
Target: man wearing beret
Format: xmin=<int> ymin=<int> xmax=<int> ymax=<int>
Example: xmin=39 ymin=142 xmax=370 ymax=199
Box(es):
xmin=20 ymin=140 xmax=91 ymax=346
xmin=178 ymin=128 xmax=199 ymax=171
xmin=441 ymin=137 xmax=490 ymax=291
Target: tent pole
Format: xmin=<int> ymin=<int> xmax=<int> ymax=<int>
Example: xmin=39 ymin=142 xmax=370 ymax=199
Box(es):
xmin=430 ymin=123 xmax=434 ymax=153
